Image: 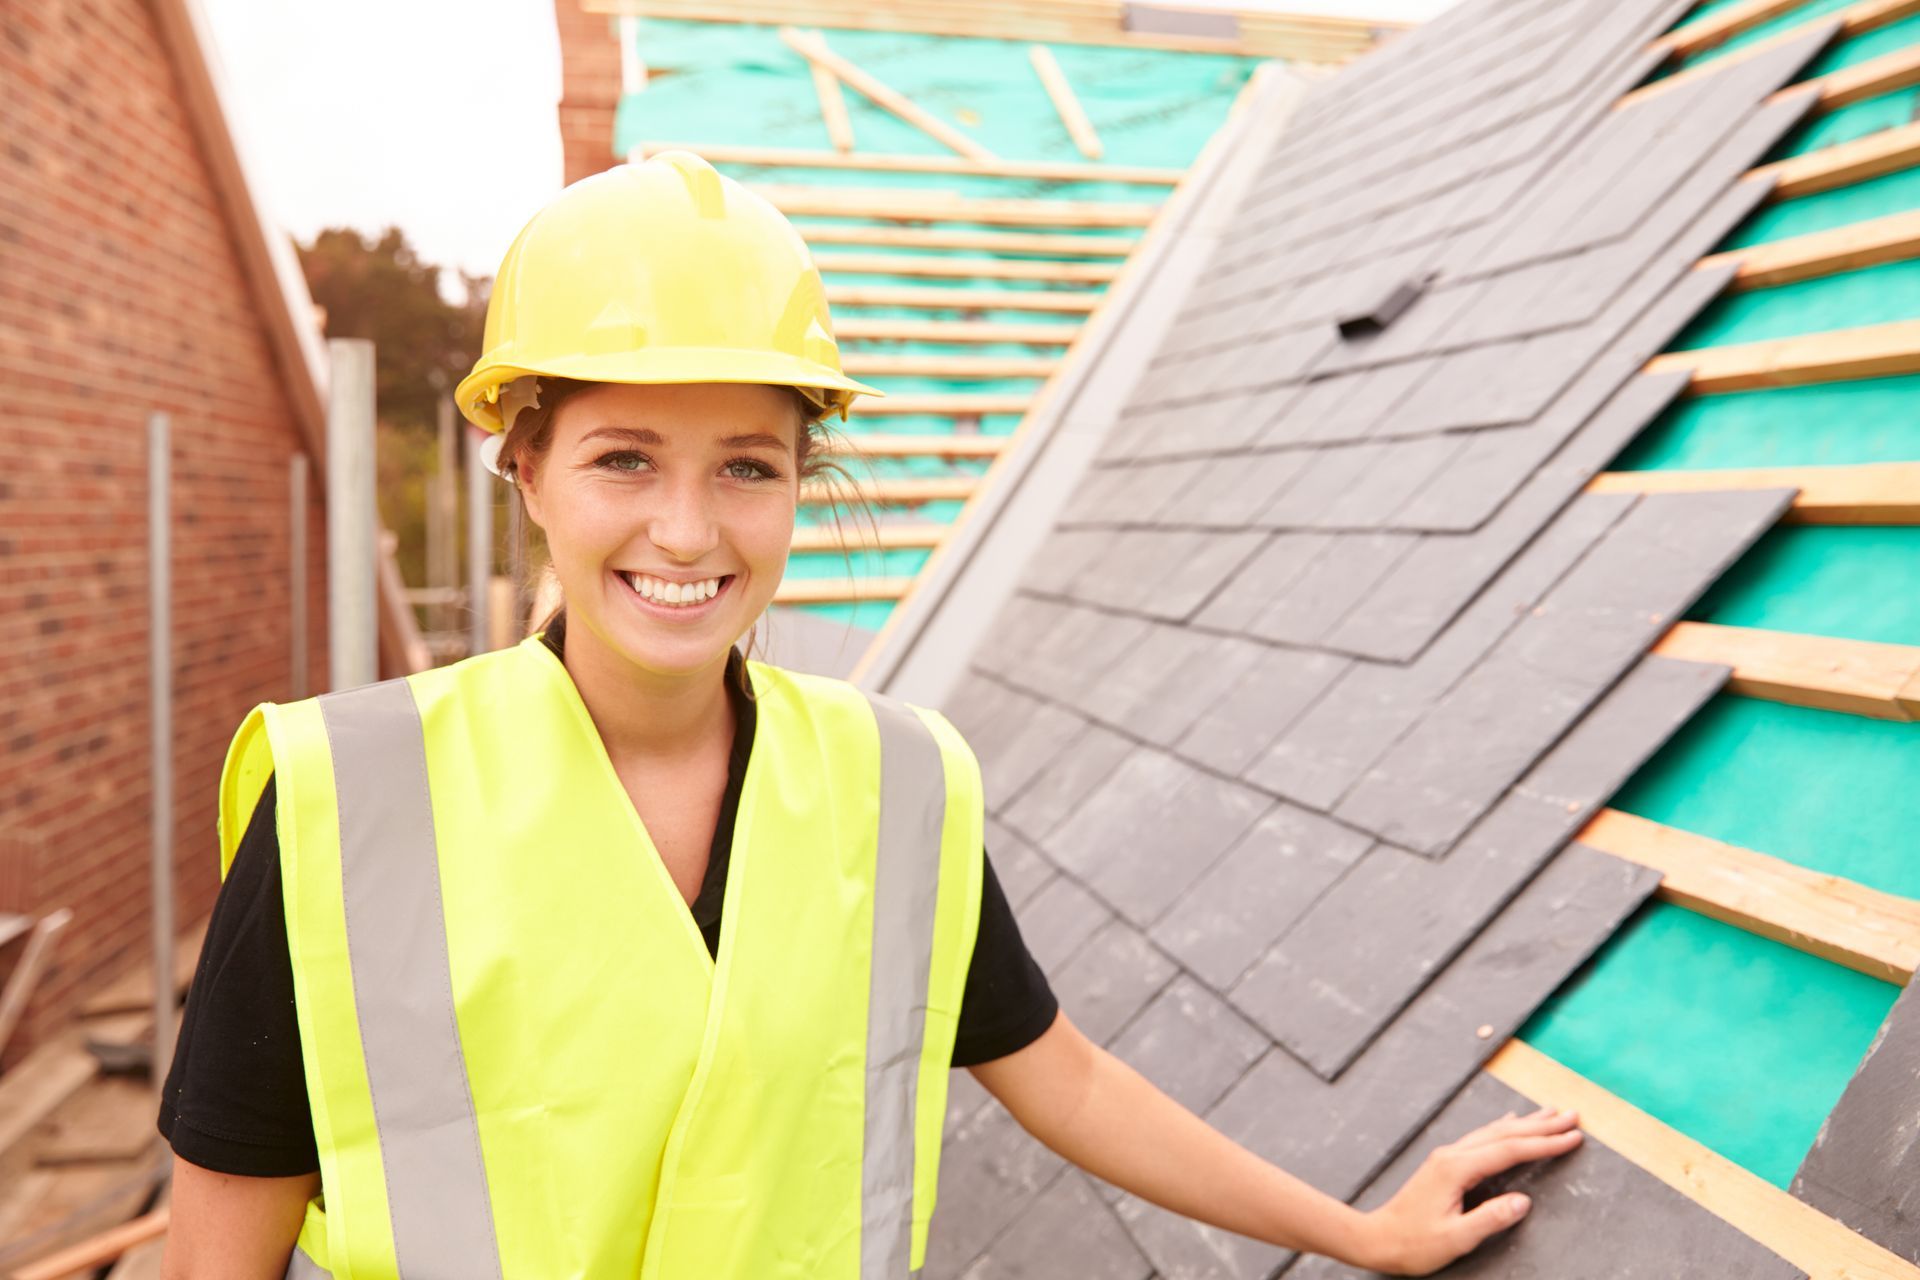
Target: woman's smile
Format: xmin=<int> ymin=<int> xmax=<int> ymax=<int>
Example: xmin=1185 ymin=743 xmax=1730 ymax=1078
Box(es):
xmin=615 ymin=568 xmax=738 ymax=621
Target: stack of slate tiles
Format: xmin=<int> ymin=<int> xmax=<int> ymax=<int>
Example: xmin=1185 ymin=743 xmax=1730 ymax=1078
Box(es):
xmin=921 ymin=0 xmax=1867 ymax=1274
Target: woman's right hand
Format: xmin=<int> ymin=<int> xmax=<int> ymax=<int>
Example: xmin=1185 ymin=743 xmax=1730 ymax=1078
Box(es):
xmin=1354 ymin=1106 xmax=1582 ymax=1276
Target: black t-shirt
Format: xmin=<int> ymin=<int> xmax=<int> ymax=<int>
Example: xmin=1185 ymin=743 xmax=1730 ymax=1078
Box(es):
xmin=158 ymin=624 xmax=1056 ymax=1177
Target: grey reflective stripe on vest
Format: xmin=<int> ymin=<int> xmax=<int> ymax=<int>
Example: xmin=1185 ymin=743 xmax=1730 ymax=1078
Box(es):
xmin=284 ymin=1247 xmax=332 ymax=1279
xmin=318 ymin=681 xmax=504 ymax=1280
xmin=860 ymin=693 xmax=948 ymax=1280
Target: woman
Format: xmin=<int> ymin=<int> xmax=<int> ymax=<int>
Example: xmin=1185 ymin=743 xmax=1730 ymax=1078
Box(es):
xmin=159 ymin=152 xmax=1581 ymax=1279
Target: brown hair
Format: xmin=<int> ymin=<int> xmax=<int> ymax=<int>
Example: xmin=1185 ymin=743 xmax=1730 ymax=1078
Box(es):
xmin=496 ymin=377 xmax=876 ymax=660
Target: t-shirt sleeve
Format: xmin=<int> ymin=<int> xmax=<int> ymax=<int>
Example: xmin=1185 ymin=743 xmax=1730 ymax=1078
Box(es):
xmin=950 ymin=846 xmax=1060 ymax=1068
xmin=157 ymin=774 xmax=321 ymax=1177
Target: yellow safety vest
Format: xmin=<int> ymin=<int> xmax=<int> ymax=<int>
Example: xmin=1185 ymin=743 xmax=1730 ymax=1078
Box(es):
xmin=215 ymin=635 xmax=985 ymax=1280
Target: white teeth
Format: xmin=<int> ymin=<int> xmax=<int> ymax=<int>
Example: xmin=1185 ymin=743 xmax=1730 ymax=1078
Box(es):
xmin=624 ymin=573 xmax=723 ymax=606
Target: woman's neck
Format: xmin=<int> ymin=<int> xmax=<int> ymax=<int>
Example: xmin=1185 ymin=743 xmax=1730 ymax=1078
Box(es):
xmin=559 ymin=617 xmax=734 ymax=766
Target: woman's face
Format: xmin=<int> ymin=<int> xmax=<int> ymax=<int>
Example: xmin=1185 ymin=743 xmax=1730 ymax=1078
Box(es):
xmin=518 ymin=380 xmax=799 ymax=679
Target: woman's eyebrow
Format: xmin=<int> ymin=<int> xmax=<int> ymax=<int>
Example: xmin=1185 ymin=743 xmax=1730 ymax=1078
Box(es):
xmin=578 ymin=426 xmax=787 ymax=449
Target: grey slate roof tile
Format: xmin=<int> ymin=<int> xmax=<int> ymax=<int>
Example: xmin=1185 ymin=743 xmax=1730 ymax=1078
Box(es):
xmin=1235 ymin=655 xmax=1728 ymax=1079
xmin=1042 ymin=747 xmax=1271 ymax=927
xmin=1336 ymin=490 xmax=1791 ymax=855
xmin=1391 ymin=260 xmax=1738 ymax=539
xmin=1150 ymin=802 xmax=1374 ymax=992
xmin=1012 ymin=872 xmax=1114 ymax=973
xmin=1174 ymin=641 xmax=1351 ymax=780
xmin=1159 ymin=449 xmax=1316 ymax=530
xmin=1286 ymin=1073 xmax=1804 ymax=1279
xmin=1792 ymin=974 xmax=1920 ymax=1263
xmin=958 ymin=1172 xmax=1152 ymax=1280
xmin=1047 ymin=916 xmax=1179 ymax=1048
xmin=1203 ymin=842 xmax=1659 ymax=1202
xmin=968 ymin=688 xmax=1088 ymax=815
xmin=1191 ymin=532 xmax=1327 ymax=634
xmin=1249 ymin=492 xmax=1636 ymax=810
xmin=1111 ymin=1191 xmax=1293 ymax=1280
xmin=999 ymin=720 xmax=1137 ymax=844
xmin=927 ymin=1104 xmax=1069 ymax=1277
xmin=1323 ymin=371 xmax=1692 ymax=662
xmin=1099 ymin=628 xmax=1269 ymax=748
xmin=1108 ymin=975 xmax=1269 ymax=1115
xmin=1260 ymin=443 xmax=1394 ymax=527
xmin=984 ymin=817 xmax=1056 ymax=910
xmin=1247 ymin=533 xmax=1418 ymax=649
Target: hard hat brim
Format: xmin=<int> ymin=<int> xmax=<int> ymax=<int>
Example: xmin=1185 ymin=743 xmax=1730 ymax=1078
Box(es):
xmin=456 ymin=347 xmax=884 ymax=434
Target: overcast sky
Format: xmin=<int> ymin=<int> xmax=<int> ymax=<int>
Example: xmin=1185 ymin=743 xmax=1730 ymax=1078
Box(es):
xmin=199 ymin=0 xmax=1459 ymax=292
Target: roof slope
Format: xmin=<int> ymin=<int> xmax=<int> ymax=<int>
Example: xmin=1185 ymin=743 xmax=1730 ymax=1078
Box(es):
xmin=918 ymin=0 xmax=1920 ymax=1274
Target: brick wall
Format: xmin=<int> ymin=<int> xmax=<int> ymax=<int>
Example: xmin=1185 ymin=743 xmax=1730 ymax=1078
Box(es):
xmin=555 ymin=0 xmax=623 ymax=186
xmin=0 ymin=0 xmax=329 ymax=1061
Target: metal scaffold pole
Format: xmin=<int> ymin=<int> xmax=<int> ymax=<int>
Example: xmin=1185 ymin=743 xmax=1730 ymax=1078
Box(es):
xmin=147 ymin=412 xmax=175 ymax=1091
xmin=467 ymin=428 xmax=493 ymax=655
xmin=326 ymin=338 xmax=379 ymax=690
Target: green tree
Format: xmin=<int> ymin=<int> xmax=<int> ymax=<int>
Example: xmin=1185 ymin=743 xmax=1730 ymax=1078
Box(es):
xmin=298 ymin=227 xmax=492 ymax=597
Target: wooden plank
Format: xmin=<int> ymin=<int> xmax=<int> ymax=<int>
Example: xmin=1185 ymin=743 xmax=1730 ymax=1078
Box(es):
xmin=801 ymin=476 xmax=980 ymax=505
xmin=80 ymin=918 xmax=207 ymax=1019
xmin=628 ymin=139 xmax=1183 ymax=184
xmin=835 ymin=317 xmax=1081 ymax=343
xmin=1655 ymin=0 xmax=1808 ymax=57
xmin=805 ymin=29 xmax=856 ymax=153
xmin=799 ymin=223 xmax=1136 ymax=256
xmin=844 ymin=391 xmax=1031 ymax=415
xmin=1579 ymin=807 xmax=1920 ymax=984
xmin=582 ymin=0 xmax=1383 ymax=61
xmin=12 ymin=1207 xmax=169 ymax=1280
xmin=773 ymin=575 xmax=916 ymax=604
xmin=1755 ymin=119 xmax=1920 ymax=199
xmin=815 ymin=252 xmax=1118 ymax=282
xmin=33 ymin=1078 xmax=159 ymax=1169
xmin=754 ymin=185 xmax=1157 ymax=227
xmin=1587 ymin=461 xmax=1920 ymax=522
xmin=1485 ymin=1038 xmax=1920 ymax=1280
xmin=0 ymin=1048 xmax=96 ymax=1162
xmin=1644 ymin=321 xmax=1920 ymax=392
xmin=1651 ymin=619 xmax=1920 ymax=719
xmin=0 ymin=910 xmax=71 ymax=1063
xmin=790 ymin=521 xmax=947 ymax=551
xmin=826 ymin=283 xmax=1100 ymax=312
xmin=779 ymin=27 xmax=997 ymax=161
xmin=102 ymin=1198 xmax=167 ymax=1280
xmin=1702 ymin=207 xmax=1920 ymax=288
xmin=1028 ymin=44 xmax=1102 ymax=160
xmin=1625 ymin=0 xmax=1920 ymax=110
xmin=1806 ymin=37 xmax=1920 ymax=109
xmin=840 ymin=352 xmax=1059 ymax=378
xmin=824 ymin=432 xmax=1008 ymax=458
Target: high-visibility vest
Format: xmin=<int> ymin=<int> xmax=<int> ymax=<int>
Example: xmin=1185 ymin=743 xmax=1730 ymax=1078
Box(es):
xmin=216 ymin=635 xmax=985 ymax=1280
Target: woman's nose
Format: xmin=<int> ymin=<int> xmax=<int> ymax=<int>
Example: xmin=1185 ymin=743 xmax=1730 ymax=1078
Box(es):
xmin=646 ymin=475 xmax=721 ymax=561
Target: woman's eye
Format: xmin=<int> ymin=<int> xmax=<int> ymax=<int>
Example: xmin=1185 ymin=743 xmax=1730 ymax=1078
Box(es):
xmin=597 ymin=451 xmax=648 ymax=472
xmin=725 ymin=458 xmax=777 ymax=481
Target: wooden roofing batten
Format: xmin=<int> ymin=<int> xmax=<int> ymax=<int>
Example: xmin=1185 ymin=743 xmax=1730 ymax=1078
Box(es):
xmin=583 ymin=0 xmax=1394 ymax=62
xmin=1485 ymin=1040 xmax=1920 ymax=1280
xmin=1580 ymin=807 xmax=1920 ymax=985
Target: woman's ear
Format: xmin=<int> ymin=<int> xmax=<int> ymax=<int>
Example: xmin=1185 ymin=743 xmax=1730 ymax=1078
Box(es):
xmin=516 ymin=456 xmax=548 ymax=530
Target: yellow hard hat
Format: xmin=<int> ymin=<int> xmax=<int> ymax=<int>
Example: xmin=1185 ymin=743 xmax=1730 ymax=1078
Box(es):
xmin=455 ymin=150 xmax=881 ymax=435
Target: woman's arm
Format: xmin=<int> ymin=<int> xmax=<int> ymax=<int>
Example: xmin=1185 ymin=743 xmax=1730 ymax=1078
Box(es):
xmin=161 ymin=1156 xmax=317 ymax=1280
xmin=969 ymin=1010 xmax=1580 ymax=1277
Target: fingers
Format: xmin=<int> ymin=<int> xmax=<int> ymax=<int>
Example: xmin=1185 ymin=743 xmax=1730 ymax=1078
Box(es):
xmin=1453 ymin=1129 xmax=1583 ymax=1184
xmin=1453 ymin=1107 xmax=1580 ymax=1150
xmin=1451 ymin=1192 xmax=1533 ymax=1255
